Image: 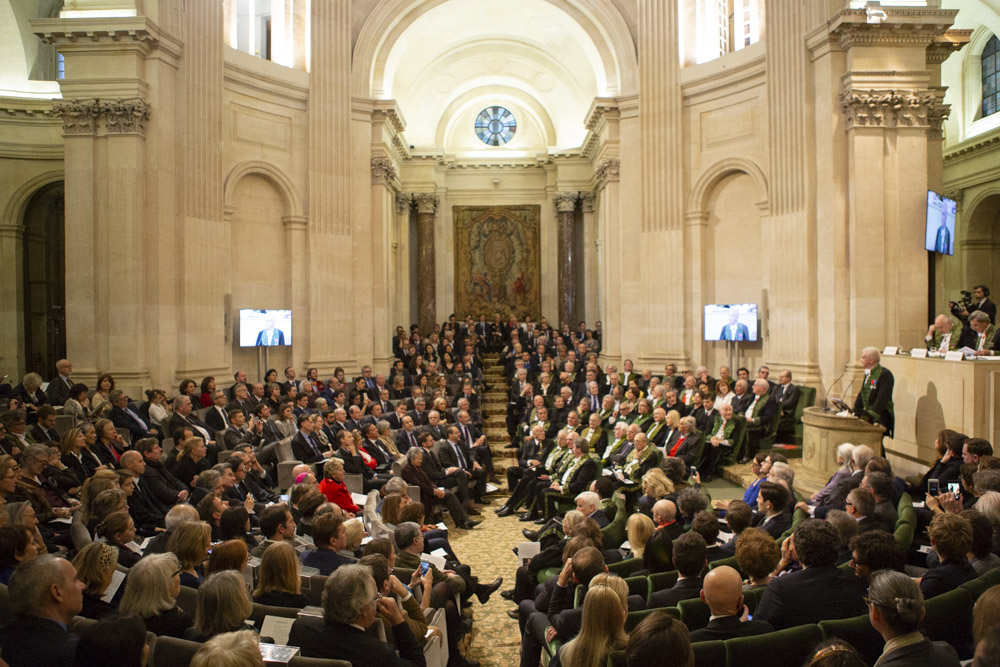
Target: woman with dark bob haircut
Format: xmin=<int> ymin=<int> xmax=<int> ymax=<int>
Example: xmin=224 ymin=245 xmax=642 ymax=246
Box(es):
xmin=625 ymin=610 xmax=693 ymax=667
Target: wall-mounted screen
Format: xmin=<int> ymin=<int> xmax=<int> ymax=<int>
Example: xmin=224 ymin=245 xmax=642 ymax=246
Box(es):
xmin=239 ymin=309 xmax=292 ymax=347
xmin=925 ymin=190 xmax=956 ymax=256
xmin=704 ymin=303 xmax=759 ymax=342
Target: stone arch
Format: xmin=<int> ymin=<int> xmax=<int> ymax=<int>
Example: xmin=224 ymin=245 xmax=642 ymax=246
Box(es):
xmin=223 ymin=160 xmax=304 ymax=220
xmin=352 ymin=0 xmax=638 ymax=99
xmin=2 ymin=170 xmax=64 ymax=230
xmin=686 ymin=157 xmax=769 ymax=217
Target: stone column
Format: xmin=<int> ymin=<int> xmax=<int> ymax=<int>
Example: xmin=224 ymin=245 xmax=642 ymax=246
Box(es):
xmin=763 ymin=0 xmax=818 ymax=384
xmin=413 ymin=193 xmax=439 ymax=334
xmin=395 ymin=193 xmax=413 ymax=330
xmin=833 ymin=8 xmax=958 ymax=359
xmin=307 ymin=0 xmax=353 ymax=373
xmin=554 ymin=192 xmax=579 ymax=328
xmin=638 ymin=0 xmax=686 ymax=363
xmin=581 ymin=192 xmax=598 ymax=325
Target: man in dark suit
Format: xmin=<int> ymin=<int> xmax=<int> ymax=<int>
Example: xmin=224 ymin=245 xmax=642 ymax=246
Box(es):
xmin=648 ymin=532 xmax=708 ymax=608
xmin=665 ymin=416 xmax=701 ymax=468
xmin=0 ymin=555 xmax=83 ymax=667
xmin=288 ymin=563 xmax=426 ymax=666
xmin=423 ymin=410 xmax=447 ymax=441
xmin=298 ymin=514 xmax=357 ymax=575
xmin=226 ymin=382 xmax=253 ymax=418
xmin=852 ymin=347 xmax=894 ymax=437
xmin=45 ymin=359 xmax=75 ymax=406
xmin=135 ymin=438 xmax=189 ymax=505
xmin=109 ymin=390 xmax=159 ymax=443
xmin=753 ymin=519 xmax=867 ymax=630
xmin=204 ymin=390 xmax=233 ymax=433
xmin=955 ymin=285 xmax=996 ymax=324
xmin=752 ymin=481 xmax=792 ymax=540
xmin=28 ymin=405 xmax=61 ymax=443
xmin=439 ymin=426 xmax=487 ymax=503
xmin=395 ymin=415 xmax=421 ymax=452
xmin=291 ymin=414 xmax=332 ymax=465
xmin=166 ymin=395 xmax=216 ymax=446
xmin=120 ymin=450 xmax=168 ymax=533
xmin=281 ymin=366 xmax=300 ymax=395
xmin=771 ymin=370 xmax=801 ymax=440
xmin=846 ymin=487 xmax=888 ymax=534
xmin=688 ymin=565 xmax=774 ymax=642
xmin=419 ymin=432 xmax=470 ymax=504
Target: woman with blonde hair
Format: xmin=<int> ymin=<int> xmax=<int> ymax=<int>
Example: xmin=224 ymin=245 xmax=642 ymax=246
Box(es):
xmin=380 ymin=493 xmax=406 ymax=527
xmin=639 ymin=468 xmax=674 ymax=515
xmin=168 ymin=520 xmax=212 ymax=589
xmin=191 ymin=629 xmax=265 ymax=667
xmin=184 ymin=570 xmax=256 ymax=642
xmin=71 ymin=542 xmax=119 ymax=619
xmin=342 ymin=517 xmax=365 ymax=558
xmin=253 ymin=542 xmax=308 ymax=608
xmin=205 ymin=538 xmax=249 ymax=576
xmin=318 ymin=457 xmax=359 ymax=514
xmin=119 ymin=552 xmax=194 ymax=638
xmin=60 ymin=427 xmax=105 ymax=482
xmin=173 ymin=437 xmax=210 ymax=489
xmin=553 ymin=573 xmax=629 ymax=667
xmin=0 ymin=456 xmax=20 ymax=504
xmin=626 ymin=513 xmax=656 ymax=560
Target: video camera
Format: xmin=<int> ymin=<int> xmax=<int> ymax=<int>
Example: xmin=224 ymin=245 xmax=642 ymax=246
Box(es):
xmin=949 ymin=290 xmax=974 ymax=320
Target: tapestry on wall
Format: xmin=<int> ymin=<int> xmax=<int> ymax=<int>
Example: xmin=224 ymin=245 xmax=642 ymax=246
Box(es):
xmin=454 ymin=205 xmax=541 ymax=321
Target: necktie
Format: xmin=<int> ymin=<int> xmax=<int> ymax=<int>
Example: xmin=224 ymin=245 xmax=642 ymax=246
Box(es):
xmin=591 ymin=395 xmax=598 ymax=411
xmin=408 ymin=432 xmax=417 ymax=449
xmin=308 ymin=435 xmax=322 ymax=457
xmin=462 ymin=425 xmax=473 ymax=447
xmin=126 ymin=408 xmax=147 ymax=430
xmin=452 ymin=442 xmax=468 ymax=468
xmin=669 ymin=435 xmax=685 ymax=457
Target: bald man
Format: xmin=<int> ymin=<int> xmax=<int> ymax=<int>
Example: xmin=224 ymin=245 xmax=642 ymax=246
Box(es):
xmin=643 ymin=499 xmax=684 ymax=572
xmin=688 ymin=566 xmax=774 ymax=641
xmin=925 ymin=314 xmax=970 ymax=353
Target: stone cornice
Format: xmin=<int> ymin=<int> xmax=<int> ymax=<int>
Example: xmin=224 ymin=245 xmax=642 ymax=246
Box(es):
xmin=827 ymin=8 xmax=958 ymax=50
xmin=943 ymin=133 xmax=1000 ymax=162
xmin=32 ymin=16 xmax=182 ymax=59
xmin=584 ymin=98 xmax=620 ymax=132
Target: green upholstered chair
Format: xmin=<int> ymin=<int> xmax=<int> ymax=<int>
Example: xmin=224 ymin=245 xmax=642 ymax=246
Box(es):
xmin=648 ymin=570 xmax=679 ymax=596
xmin=624 ymin=607 xmax=680 ymax=632
xmin=922 ymin=586 xmax=975 ymax=659
xmin=819 ymin=613 xmax=885 ymax=665
xmin=608 ymin=557 xmax=644 ymax=578
xmin=678 ymin=597 xmax=711 ymax=631
xmin=960 ymin=567 xmax=1000 ymax=599
xmin=692 ymin=640 xmax=727 ymax=667
xmin=725 ymin=623 xmax=823 ymax=667
xmin=791 ymin=386 xmax=817 ymax=445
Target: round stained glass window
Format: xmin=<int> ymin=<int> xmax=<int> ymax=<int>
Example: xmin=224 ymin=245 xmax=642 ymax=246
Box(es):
xmin=475 ymin=106 xmax=517 ymax=146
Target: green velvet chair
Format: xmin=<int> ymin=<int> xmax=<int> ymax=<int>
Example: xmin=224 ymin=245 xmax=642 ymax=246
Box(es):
xmin=922 ymin=586 xmax=975 ymax=658
xmin=725 ymin=623 xmax=823 ymax=667
xmin=692 ymin=640 xmax=727 ymax=667
xmin=608 ymin=557 xmax=644 ymax=578
xmin=678 ymin=597 xmax=711 ymax=631
xmin=819 ymin=613 xmax=885 ymax=665
xmin=624 ymin=606 xmax=680 ymax=632
xmin=790 ymin=386 xmax=817 ymax=445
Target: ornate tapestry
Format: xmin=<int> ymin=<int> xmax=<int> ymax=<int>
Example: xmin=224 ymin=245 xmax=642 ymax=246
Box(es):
xmin=454 ymin=205 xmax=541 ymax=320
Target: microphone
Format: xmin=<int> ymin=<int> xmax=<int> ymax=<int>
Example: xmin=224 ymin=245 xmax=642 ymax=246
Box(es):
xmin=841 ymin=374 xmax=858 ymax=414
xmin=823 ymin=370 xmax=848 ymax=412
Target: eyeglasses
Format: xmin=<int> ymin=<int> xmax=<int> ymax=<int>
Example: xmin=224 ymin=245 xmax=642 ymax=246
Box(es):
xmin=172 ymin=568 xmax=183 ymax=578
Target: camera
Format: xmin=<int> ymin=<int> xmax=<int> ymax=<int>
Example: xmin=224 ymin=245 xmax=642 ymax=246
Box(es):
xmin=949 ymin=290 xmax=973 ymax=320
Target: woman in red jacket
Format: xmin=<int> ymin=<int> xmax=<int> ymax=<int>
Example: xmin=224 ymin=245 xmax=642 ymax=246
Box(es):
xmin=318 ymin=457 xmax=359 ymax=514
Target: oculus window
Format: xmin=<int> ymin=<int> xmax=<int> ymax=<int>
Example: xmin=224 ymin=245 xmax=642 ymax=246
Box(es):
xmin=475 ymin=106 xmax=517 ymax=146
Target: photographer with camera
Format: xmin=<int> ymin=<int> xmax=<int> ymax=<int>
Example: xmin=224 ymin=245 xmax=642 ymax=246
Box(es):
xmin=950 ymin=285 xmax=995 ymax=325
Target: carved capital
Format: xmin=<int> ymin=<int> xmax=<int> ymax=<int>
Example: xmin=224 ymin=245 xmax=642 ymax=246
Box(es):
xmin=580 ymin=191 xmax=595 ymax=213
xmin=395 ymin=193 xmax=411 ymax=215
xmin=840 ymin=88 xmax=949 ymax=136
xmin=554 ymin=192 xmax=578 ymax=214
xmin=52 ymin=98 xmax=100 ymax=135
xmin=594 ymin=158 xmax=620 ymax=190
xmin=371 ymin=157 xmax=397 ymax=185
xmin=100 ymin=98 xmax=151 ymax=135
xmin=413 ymin=193 xmax=439 ymax=215
xmin=944 ymin=190 xmax=964 ymax=212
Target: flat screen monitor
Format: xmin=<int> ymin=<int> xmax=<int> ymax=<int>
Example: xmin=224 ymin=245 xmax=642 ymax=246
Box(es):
xmin=239 ymin=309 xmax=292 ymax=347
xmin=925 ymin=190 xmax=956 ymax=256
xmin=704 ymin=303 xmax=758 ymax=342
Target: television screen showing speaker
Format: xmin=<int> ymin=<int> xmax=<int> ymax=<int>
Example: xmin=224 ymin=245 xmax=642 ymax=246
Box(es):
xmin=925 ymin=190 xmax=956 ymax=256
xmin=704 ymin=303 xmax=758 ymax=342
xmin=239 ymin=309 xmax=292 ymax=347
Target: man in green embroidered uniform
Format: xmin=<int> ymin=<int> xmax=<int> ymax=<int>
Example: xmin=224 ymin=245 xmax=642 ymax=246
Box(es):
xmin=852 ymin=347 xmax=894 ymax=438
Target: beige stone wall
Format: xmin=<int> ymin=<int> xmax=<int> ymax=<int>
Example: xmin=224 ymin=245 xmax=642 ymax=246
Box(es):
xmin=0 ymin=0 xmax=987 ymax=446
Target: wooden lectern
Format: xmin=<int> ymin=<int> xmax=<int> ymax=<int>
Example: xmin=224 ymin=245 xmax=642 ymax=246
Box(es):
xmin=797 ymin=407 xmax=886 ymax=496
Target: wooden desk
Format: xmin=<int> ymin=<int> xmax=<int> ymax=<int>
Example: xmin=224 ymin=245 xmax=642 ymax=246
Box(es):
xmin=880 ymin=355 xmax=1000 ymax=479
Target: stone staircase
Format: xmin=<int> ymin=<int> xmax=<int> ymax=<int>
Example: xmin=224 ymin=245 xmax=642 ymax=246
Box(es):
xmin=480 ymin=354 xmax=516 ymax=493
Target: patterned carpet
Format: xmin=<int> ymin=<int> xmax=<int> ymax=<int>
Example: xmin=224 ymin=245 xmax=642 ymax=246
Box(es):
xmin=449 ymin=503 xmax=525 ymax=667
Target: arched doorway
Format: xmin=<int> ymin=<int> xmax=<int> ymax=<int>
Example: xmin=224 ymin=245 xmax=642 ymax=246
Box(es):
xmin=963 ymin=193 xmax=1000 ymax=294
xmin=21 ymin=181 xmax=66 ymax=378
